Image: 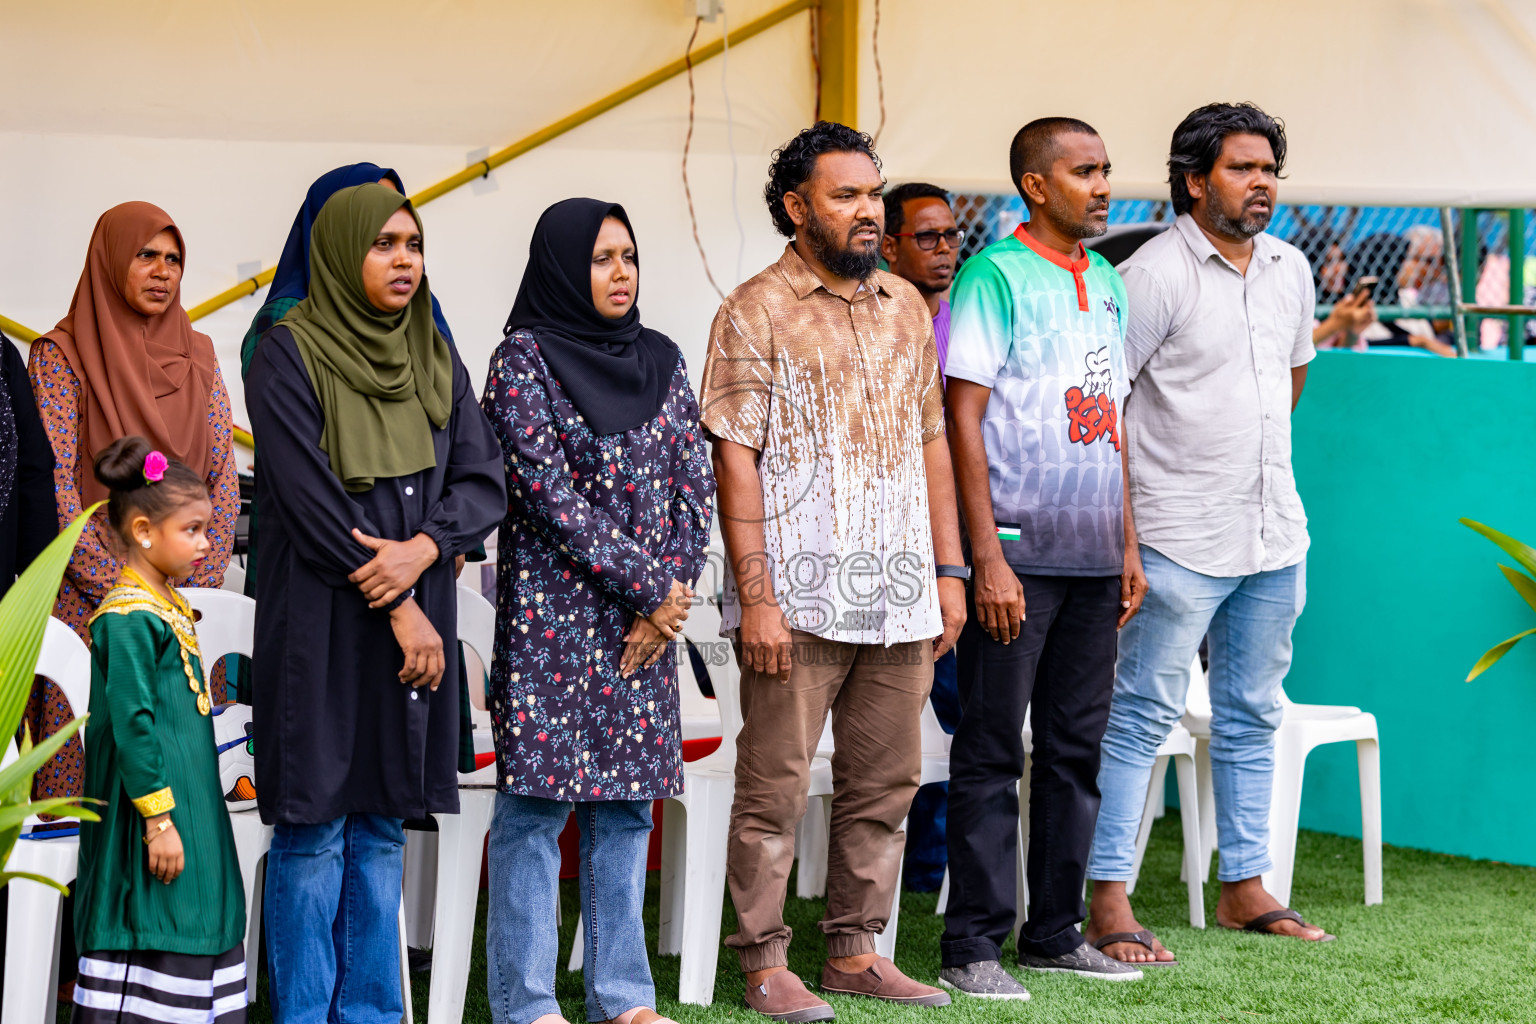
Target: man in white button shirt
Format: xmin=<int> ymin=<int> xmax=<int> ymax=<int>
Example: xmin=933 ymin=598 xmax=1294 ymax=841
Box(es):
xmin=1084 ymin=103 xmax=1334 ymax=965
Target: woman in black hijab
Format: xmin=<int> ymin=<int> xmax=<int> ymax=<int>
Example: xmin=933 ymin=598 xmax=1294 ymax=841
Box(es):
xmin=481 ymin=200 xmax=714 ymax=1024
xmin=0 ymin=330 xmax=54 ymax=595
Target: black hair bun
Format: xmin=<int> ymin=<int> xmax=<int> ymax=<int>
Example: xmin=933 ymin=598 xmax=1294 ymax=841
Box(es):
xmin=93 ymin=435 xmax=155 ymax=493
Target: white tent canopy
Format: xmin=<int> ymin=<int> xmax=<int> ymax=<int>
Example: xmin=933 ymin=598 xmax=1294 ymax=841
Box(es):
xmin=5 ymin=0 xmax=1536 ymax=423
xmin=870 ymin=1 xmax=1536 ymax=207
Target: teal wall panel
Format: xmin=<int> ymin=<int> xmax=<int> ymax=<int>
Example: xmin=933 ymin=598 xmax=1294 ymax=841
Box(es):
xmin=1289 ymin=351 xmax=1536 ymax=865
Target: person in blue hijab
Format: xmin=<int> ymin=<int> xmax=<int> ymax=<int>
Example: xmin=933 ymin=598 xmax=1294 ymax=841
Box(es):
xmin=235 ymin=166 xmax=480 ymax=752
xmin=240 ymin=162 xmax=455 ymax=378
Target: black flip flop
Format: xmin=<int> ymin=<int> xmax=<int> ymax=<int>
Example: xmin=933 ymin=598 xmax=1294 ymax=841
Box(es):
xmin=1091 ymin=928 xmax=1178 ymax=966
xmin=1233 ymin=908 xmax=1337 ymax=942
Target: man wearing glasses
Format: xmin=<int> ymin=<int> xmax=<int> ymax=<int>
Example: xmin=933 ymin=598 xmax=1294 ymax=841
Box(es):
xmin=882 ymin=182 xmax=966 ymax=371
xmin=882 ymin=182 xmax=966 ymax=898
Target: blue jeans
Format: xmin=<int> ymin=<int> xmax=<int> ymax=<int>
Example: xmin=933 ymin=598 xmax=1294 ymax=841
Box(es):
xmin=487 ymin=793 xmax=655 ymax=1024
xmin=264 ymin=814 xmax=406 ymax=1024
xmin=1088 ymin=546 xmax=1305 ymax=884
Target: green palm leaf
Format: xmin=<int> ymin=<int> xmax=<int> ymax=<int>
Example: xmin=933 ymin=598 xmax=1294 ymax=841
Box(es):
xmin=0 ymin=717 xmax=86 ymax=797
xmin=0 ymin=870 xmax=71 ymax=895
xmin=1466 ymin=626 xmax=1536 ymax=681
xmin=1499 ymin=565 xmax=1536 ymax=615
xmin=0 ymin=504 xmax=102 ymax=743
xmin=1461 ymin=518 xmax=1536 ymax=579
xmin=0 ymin=798 xmax=100 ymax=833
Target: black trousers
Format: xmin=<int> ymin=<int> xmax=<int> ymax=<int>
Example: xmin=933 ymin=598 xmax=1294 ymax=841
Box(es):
xmin=941 ymin=572 xmax=1119 ymax=964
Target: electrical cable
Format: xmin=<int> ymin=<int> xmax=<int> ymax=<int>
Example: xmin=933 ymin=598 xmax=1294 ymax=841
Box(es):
xmin=871 ymin=0 xmax=886 ymax=145
xmin=810 ymin=7 xmax=821 ymax=122
xmin=720 ymin=5 xmax=747 ymax=285
xmin=683 ymin=16 xmax=727 ymax=301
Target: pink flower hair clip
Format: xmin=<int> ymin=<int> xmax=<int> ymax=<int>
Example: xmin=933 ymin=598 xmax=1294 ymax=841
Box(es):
xmin=143 ymin=450 xmax=168 ymax=484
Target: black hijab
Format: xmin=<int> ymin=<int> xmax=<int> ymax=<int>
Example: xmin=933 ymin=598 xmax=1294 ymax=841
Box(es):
xmin=505 ymin=199 xmax=679 ymax=436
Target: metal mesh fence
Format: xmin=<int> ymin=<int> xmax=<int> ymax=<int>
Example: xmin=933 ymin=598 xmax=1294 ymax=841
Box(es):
xmin=949 ymin=196 xmax=1536 ymax=347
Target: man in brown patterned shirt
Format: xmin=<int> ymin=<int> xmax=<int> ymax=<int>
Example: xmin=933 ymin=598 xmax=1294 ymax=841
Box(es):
xmin=701 ymin=122 xmax=966 ymax=1020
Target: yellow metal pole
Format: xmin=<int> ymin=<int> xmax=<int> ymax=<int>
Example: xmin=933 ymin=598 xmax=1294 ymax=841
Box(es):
xmin=176 ymin=0 xmax=814 ymax=325
xmin=816 ymin=0 xmax=859 ymax=128
xmin=186 ymin=266 xmax=276 ymax=323
xmin=0 ymin=313 xmax=40 ymax=343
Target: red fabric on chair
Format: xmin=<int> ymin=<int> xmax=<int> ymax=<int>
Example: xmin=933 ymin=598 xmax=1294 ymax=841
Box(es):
xmin=478 ymin=732 xmax=726 ymax=884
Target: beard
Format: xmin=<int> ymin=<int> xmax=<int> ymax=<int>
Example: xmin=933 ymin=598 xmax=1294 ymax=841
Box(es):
xmin=1046 ymin=193 xmax=1110 ymax=241
xmin=803 ymin=203 xmax=882 ymax=280
xmin=1207 ymin=190 xmax=1272 ymax=239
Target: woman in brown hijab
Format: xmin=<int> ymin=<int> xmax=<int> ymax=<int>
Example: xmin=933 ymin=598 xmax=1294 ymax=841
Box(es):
xmin=25 ymin=201 xmax=239 ymax=803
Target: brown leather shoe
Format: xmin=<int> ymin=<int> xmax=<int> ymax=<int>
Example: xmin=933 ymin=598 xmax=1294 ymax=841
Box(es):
xmin=820 ymin=957 xmax=952 ymax=1006
xmin=744 ymin=970 xmax=836 ymax=1022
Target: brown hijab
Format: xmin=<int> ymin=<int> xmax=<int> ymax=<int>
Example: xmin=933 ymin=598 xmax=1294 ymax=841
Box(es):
xmin=44 ymin=202 xmax=216 ymax=505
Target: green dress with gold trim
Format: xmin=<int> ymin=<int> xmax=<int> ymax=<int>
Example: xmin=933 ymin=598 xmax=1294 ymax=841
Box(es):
xmin=73 ymin=572 xmax=245 ymax=956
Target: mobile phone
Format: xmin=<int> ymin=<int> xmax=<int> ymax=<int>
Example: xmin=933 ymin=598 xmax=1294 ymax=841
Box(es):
xmin=1350 ymin=275 xmax=1379 ymax=300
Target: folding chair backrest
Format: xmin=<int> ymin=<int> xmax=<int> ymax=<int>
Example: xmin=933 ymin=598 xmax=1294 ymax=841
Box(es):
xmin=3 ymin=617 xmax=92 ymax=826
xmin=34 ymin=617 xmax=92 ymax=731
xmin=456 ymin=583 xmax=496 ymax=712
xmin=182 ymin=588 xmax=255 ymax=664
xmin=220 ymin=561 xmax=247 ymax=595
xmin=683 ymin=593 xmax=740 ymax=762
xmin=1186 ymin=654 xmax=1212 ymax=717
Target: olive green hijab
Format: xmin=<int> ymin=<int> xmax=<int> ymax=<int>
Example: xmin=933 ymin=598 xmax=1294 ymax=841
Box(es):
xmin=280 ymin=183 xmax=453 ymax=491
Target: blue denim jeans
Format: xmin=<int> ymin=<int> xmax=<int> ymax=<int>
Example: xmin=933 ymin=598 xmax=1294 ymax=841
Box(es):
xmin=264 ymin=814 xmax=406 ymax=1024
xmin=1087 ymin=546 xmax=1305 ymax=884
xmin=486 ymin=793 xmax=655 ymax=1024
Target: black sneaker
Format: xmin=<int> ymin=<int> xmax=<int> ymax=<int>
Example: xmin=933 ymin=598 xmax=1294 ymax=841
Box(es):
xmin=937 ymin=960 xmax=1031 ymax=1001
xmin=1020 ymin=941 xmax=1144 ymax=981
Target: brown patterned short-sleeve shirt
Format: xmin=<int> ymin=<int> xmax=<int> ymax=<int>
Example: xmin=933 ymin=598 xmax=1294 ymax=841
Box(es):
xmin=701 ymin=244 xmax=945 ymax=646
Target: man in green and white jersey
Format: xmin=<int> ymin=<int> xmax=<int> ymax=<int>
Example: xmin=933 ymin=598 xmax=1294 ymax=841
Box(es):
xmin=939 ymin=118 xmax=1146 ymax=997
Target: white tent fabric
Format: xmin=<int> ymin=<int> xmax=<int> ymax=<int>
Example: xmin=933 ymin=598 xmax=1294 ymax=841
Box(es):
xmin=865 ymin=0 xmax=1536 ymax=207
xmin=5 ymin=0 xmax=1536 ymax=429
xmin=1 ymin=1 xmax=815 ymax=427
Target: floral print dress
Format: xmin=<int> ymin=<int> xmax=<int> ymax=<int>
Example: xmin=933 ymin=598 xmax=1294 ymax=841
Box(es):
xmin=483 ymin=330 xmax=714 ymax=802
xmin=24 ymin=338 xmax=238 ymax=802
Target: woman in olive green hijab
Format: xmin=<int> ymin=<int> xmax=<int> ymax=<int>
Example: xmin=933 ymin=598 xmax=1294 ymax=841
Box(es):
xmin=245 ymin=182 xmax=505 ymax=1021
xmin=282 ymin=183 xmax=454 ymax=490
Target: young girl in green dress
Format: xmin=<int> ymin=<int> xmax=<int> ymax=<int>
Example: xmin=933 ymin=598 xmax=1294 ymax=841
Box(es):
xmin=71 ymin=435 xmax=247 ymax=1024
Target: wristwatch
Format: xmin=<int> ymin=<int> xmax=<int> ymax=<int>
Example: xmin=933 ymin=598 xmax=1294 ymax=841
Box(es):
xmin=935 ymin=564 xmax=972 ymax=581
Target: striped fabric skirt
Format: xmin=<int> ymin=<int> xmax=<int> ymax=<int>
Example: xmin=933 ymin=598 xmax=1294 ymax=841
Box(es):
xmin=72 ymin=944 xmax=246 ymax=1023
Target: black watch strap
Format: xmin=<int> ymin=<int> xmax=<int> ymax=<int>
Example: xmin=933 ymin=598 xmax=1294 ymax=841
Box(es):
xmin=935 ymin=564 xmax=972 ymax=581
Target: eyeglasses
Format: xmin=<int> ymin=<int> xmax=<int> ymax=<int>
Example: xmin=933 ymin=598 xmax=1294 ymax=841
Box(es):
xmin=889 ymin=228 xmax=966 ymax=251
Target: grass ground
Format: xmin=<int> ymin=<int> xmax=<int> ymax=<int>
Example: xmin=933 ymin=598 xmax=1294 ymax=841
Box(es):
xmin=184 ymin=819 xmax=1536 ymax=1022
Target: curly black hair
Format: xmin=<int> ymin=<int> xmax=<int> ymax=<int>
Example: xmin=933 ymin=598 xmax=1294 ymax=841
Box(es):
xmin=764 ymin=121 xmax=881 ymax=239
xmin=1168 ymin=102 xmax=1287 ymax=216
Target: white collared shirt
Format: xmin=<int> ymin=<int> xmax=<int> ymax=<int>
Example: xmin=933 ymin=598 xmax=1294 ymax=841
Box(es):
xmin=1120 ymin=214 xmax=1316 ymax=577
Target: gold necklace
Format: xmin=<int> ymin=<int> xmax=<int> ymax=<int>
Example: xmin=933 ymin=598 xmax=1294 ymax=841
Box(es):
xmin=102 ymin=567 xmax=212 ymax=716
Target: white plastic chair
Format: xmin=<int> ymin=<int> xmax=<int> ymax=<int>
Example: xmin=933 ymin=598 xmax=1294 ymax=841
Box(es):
xmin=184 ymin=588 xmax=272 ymax=1006
xmin=798 ymin=693 xmax=951 ymax=959
xmin=184 ymin=588 xmax=417 ymax=1012
xmin=656 ymin=597 xmax=751 ymax=1005
xmin=566 ymin=601 xmax=833 ymax=1004
xmin=1 ymin=617 xmax=92 ymax=1024
xmin=678 ymin=635 xmax=722 ymax=742
xmin=1123 ymin=724 xmax=1205 ymax=927
xmin=1014 ymin=720 xmax=1205 ymax=932
xmin=418 ymin=583 xmax=500 ymax=1024
xmin=931 ymin=706 xmax=1205 ymax=931
xmin=220 ymin=560 xmax=247 ymax=594
xmin=568 ymin=595 xmax=752 ymax=1007
xmin=1181 ymin=655 xmax=1381 ymax=908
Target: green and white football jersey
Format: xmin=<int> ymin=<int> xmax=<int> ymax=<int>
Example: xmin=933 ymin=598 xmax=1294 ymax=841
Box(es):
xmin=946 ymin=224 xmax=1129 ymax=576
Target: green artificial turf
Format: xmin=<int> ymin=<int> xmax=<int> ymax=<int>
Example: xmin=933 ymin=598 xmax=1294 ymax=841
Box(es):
xmin=94 ymin=818 xmax=1536 ymax=1023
